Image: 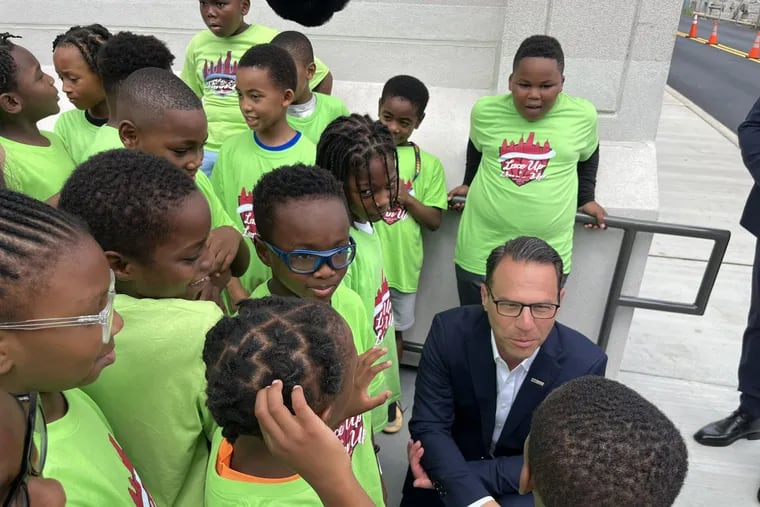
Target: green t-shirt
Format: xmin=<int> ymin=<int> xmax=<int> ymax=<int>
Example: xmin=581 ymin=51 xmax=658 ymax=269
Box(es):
xmin=81 ymin=124 xmax=122 ymax=161
xmin=204 ymin=429 xmax=325 ymax=507
xmin=195 ymin=170 xmax=239 ymax=231
xmin=375 ymin=144 xmax=448 ymax=292
xmin=211 ymin=131 xmax=316 ymax=293
xmin=45 ymin=388 xmax=156 ymax=507
xmin=455 ymin=92 xmax=598 ymax=275
xmin=54 ymin=109 xmax=105 ymax=164
xmin=81 ymin=295 xmax=223 ymax=507
xmin=0 ymin=131 xmax=75 ymax=201
xmin=286 ymin=92 xmax=349 ymax=145
xmin=181 ymin=25 xmax=330 ymax=152
xmin=344 ymin=223 xmax=402 ymax=430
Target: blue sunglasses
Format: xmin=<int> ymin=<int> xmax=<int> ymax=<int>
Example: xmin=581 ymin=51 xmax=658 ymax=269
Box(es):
xmin=260 ymin=236 xmax=357 ymax=274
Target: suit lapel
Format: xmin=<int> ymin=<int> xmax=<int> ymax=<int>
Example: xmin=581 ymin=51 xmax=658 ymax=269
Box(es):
xmin=467 ymin=312 xmax=497 ymax=451
xmin=498 ymin=326 xmax=562 ymax=442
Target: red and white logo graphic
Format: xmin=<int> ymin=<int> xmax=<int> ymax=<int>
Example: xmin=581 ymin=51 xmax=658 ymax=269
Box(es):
xmin=109 ymin=434 xmax=156 ymax=507
xmin=498 ymin=133 xmax=556 ymax=186
xmin=203 ymin=51 xmax=238 ymax=97
xmin=335 ymin=415 xmax=365 ymax=458
xmin=236 ymin=188 xmax=256 ymax=238
xmin=373 ymin=275 xmax=393 ymax=345
xmin=383 ymin=179 xmax=414 ymax=225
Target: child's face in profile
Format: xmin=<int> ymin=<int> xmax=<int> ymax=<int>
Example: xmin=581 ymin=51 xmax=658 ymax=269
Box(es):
xmin=346 ymin=155 xmax=398 ymax=223
xmin=6 ymin=46 xmax=60 ymax=121
xmin=508 ymin=57 xmax=564 ymax=122
xmin=258 ymin=196 xmax=351 ymax=304
xmin=126 ymin=108 xmax=208 ymax=179
xmin=0 ymin=392 xmax=65 ymax=507
xmin=378 ymin=96 xmax=422 ymax=146
xmin=123 ymin=191 xmax=212 ymax=300
xmin=53 ymin=44 xmax=105 ymax=112
xmin=236 ymin=66 xmax=293 ymax=133
xmin=0 ymin=236 xmax=123 ymax=393
xmin=199 ymin=0 xmax=250 ymax=38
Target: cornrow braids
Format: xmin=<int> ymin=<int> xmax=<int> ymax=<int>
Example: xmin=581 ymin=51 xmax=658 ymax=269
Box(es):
xmin=0 ymin=33 xmax=22 ymax=94
xmin=52 ymin=24 xmax=112 ymax=74
xmin=204 ymin=296 xmax=349 ymax=443
xmin=316 ymin=114 xmax=399 ymax=221
xmin=0 ymin=189 xmax=89 ymax=321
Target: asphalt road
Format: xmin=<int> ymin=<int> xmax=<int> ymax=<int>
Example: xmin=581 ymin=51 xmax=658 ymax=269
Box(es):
xmin=668 ymin=14 xmax=760 ymax=132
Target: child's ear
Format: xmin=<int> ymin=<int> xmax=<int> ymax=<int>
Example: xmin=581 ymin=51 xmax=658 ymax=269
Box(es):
xmin=306 ymin=62 xmax=316 ymax=82
xmin=282 ymin=88 xmax=295 ymax=108
xmin=118 ymin=120 xmax=139 ymax=149
xmin=253 ymin=235 xmax=272 ymax=267
xmin=241 ymin=0 xmax=251 ymax=15
xmin=519 ymin=435 xmax=535 ymax=495
xmin=507 ymin=73 xmax=514 ymax=92
xmin=0 ymin=92 xmax=21 ymax=115
xmin=105 ymin=250 xmax=135 ymax=281
xmin=415 ymin=111 xmax=426 ymax=129
xmin=0 ymin=336 xmax=15 ymax=376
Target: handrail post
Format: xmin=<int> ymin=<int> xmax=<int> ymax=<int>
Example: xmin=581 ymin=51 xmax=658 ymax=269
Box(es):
xmin=597 ymin=229 xmax=637 ymax=350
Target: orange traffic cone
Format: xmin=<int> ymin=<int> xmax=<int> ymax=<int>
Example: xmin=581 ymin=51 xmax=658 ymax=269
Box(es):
xmin=748 ymin=31 xmax=760 ymax=59
xmin=707 ymin=21 xmax=719 ymax=45
xmin=688 ymin=13 xmax=699 ymax=38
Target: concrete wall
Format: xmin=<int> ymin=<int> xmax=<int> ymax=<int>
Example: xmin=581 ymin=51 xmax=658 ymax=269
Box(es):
xmin=9 ymin=0 xmax=683 ymax=375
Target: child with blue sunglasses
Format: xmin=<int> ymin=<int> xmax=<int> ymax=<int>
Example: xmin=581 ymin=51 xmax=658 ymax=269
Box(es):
xmin=249 ymin=163 xmax=389 ymax=506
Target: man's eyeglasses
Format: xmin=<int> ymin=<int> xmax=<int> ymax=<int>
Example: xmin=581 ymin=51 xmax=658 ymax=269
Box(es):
xmin=0 ymin=270 xmax=116 ymax=344
xmin=2 ymin=392 xmax=47 ymax=507
xmin=485 ymin=285 xmax=560 ymax=319
xmin=260 ymin=237 xmax=357 ymax=275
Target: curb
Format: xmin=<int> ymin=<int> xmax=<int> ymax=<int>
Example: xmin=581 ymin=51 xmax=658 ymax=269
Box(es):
xmin=664 ymin=85 xmax=739 ymax=146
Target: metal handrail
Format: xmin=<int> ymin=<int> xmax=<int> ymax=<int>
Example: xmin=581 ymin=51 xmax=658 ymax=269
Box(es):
xmin=575 ymin=213 xmax=731 ymax=350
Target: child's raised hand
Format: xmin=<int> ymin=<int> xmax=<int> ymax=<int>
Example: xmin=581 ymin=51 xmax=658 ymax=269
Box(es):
xmin=206 ymin=226 xmax=242 ymax=275
xmin=343 ymin=347 xmax=392 ymax=420
xmin=197 ymin=270 xmax=232 ymax=313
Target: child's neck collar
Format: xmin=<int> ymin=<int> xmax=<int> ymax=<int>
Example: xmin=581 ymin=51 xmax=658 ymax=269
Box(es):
xmin=253 ymin=123 xmax=300 ymax=150
xmin=0 ymin=122 xmax=47 ymax=146
xmin=288 ymin=93 xmax=316 ymax=117
xmin=230 ymin=434 xmax=297 ymax=479
xmin=229 ymin=22 xmax=251 ymax=37
xmin=40 ymin=391 xmax=68 ymax=423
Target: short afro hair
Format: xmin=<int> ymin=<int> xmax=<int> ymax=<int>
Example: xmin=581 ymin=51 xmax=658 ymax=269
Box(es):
xmin=96 ymin=31 xmax=175 ymax=94
xmin=117 ymin=67 xmax=202 ymax=124
xmin=0 ymin=33 xmax=22 ymax=94
xmin=513 ymin=34 xmax=565 ymax=74
xmin=270 ymin=31 xmax=314 ymax=66
xmin=238 ymin=43 xmax=297 ymax=92
xmin=253 ymin=163 xmax=348 ymax=241
xmin=528 ymin=376 xmax=688 ymax=507
xmin=58 ymin=149 xmax=198 ymax=263
xmin=52 ymin=24 xmax=112 ymax=75
xmin=204 ymin=296 xmax=350 ymax=443
xmin=265 ymin=0 xmax=350 ymax=27
xmin=380 ymin=75 xmax=429 ymax=117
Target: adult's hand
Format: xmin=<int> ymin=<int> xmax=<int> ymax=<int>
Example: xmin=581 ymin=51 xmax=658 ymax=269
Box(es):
xmin=447 ymin=185 xmax=469 ymax=212
xmin=408 ymin=439 xmax=434 ymax=489
xmin=579 ymin=200 xmax=607 ymax=229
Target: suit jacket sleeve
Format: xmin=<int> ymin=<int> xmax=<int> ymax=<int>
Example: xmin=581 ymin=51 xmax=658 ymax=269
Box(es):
xmin=739 ymin=96 xmax=760 ymax=185
xmin=410 ymin=314 xmax=491 ymax=506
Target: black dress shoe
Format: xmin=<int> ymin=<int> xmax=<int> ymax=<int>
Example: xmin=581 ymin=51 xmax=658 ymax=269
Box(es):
xmin=694 ymin=410 xmax=760 ymax=447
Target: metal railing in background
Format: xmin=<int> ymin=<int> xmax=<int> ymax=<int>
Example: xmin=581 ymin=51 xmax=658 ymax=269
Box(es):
xmin=575 ymin=213 xmax=731 ymax=351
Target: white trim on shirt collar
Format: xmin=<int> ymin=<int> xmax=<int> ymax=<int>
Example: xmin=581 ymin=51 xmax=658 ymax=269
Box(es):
xmin=353 ymin=221 xmax=374 ymax=235
xmin=490 ymin=330 xmax=540 ymax=373
xmin=288 ymin=94 xmax=317 ymax=118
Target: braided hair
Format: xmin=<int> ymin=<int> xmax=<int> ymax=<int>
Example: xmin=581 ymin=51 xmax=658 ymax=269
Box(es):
xmin=316 ymin=114 xmax=399 ymax=221
xmin=0 ymin=33 xmax=22 ymax=94
xmin=0 ymin=189 xmax=89 ymax=321
xmin=204 ymin=296 xmax=351 ymax=443
xmin=52 ymin=24 xmax=112 ymax=75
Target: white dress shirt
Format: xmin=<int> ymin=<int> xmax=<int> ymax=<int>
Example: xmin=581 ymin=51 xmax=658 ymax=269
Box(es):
xmin=467 ymin=333 xmax=540 ymax=507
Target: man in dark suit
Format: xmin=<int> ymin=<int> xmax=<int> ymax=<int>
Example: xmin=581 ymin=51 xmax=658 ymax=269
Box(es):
xmin=401 ymin=236 xmax=607 ymax=507
xmin=694 ymin=97 xmax=760 ymax=500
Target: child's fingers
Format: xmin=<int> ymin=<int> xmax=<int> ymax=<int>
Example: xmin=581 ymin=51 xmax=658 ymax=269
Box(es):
xmin=362 ymin=391 xmax=391 ymax=412
xmin=255 ymin=382 xmax=288 ymax=444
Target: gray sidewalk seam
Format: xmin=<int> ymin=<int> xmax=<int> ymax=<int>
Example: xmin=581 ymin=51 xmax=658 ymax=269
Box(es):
xmin=665 ymin=85 xmax=739 ymax=146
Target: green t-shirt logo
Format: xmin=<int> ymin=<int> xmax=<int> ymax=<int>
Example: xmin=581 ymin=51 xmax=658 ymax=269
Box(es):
xmin=236 ymin=188 xmax=257 ymax=237
xmin=382 ymin=179 xmax=414 ymax=225
xmin=203 ymin=51 xmax=238 ymax=97
xmin=498 ymin=132 xmax=557 ymax=186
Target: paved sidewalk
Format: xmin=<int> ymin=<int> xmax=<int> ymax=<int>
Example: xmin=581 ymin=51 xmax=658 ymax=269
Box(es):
xmin=377 ymin=88 xmax=760 ymax=506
